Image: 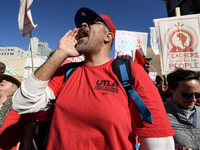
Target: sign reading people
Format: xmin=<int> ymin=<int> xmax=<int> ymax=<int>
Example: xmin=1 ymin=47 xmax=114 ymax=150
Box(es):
xmin=115 ymin=30 xmax=137 ymax=61
xmin=154 ymin=14 xmax=200 ymax=74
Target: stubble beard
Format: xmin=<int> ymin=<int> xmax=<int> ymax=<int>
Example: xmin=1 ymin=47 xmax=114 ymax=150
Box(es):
xmin=75 ymin=39 xmax=89 ymax=53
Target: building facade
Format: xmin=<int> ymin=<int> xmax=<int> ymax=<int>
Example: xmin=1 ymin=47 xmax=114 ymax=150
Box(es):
xmin=0 ymin=37 xmax=52 ymax=58
xmin=0 ymin=47 xmax=28 ymax=57
xmin=27 ymin=37 xmax=52 ymax=57
xmin=163 ymin=0 xmax=200 ymax=17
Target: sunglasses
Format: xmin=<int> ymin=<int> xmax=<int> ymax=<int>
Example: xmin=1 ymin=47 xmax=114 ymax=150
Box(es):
xmin=181 ymin=92 xmax=200 ymax=99
xmin=85 ymin=16 xmax=105 ymax=26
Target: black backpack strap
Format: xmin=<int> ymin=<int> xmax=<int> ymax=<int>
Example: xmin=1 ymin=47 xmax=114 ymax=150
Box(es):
xmin=63 ymin=61 xmax=83 ymax=83
xmin=113 ymin=58 xmax=134 ymax=91
xmin=113 ymin=58 xmax=153 ymax=124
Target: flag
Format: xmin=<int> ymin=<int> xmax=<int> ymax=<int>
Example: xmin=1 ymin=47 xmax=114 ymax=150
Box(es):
xmin=18 ymin=0 xmax=37 ymax=37
xmin=134 ymin=50 xmax=146 ymax=66
xmin=150 ymin=27 xmax=160 ymax=55
xmin=154 ymin=14 xmax=200 ymax=74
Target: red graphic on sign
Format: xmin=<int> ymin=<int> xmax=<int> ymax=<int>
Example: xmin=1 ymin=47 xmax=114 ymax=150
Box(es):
xmin=169 ymin=32 xmax=194 ymax=52
xmin=136 ymin=36 xmax=142 ymax=49
xmin=164 ymin=22 xmax=199 ymax=53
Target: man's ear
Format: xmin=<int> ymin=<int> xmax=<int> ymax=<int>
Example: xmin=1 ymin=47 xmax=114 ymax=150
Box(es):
xmin=104 ymin=32 xmax=113 ymax=43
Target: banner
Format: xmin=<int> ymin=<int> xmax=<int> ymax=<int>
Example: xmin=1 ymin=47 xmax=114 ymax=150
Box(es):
xmin=18 ymin=0 xmax=37 ymax=37
xmin=150 ymin=27 xmax=160 ymax=55
xmin=61 ymin=55 xmax=85 ymax=66
xmin=115 ymin=30 xmax=137 ymax=61
xmin=154 ymin=14 xmax=200 ymax=74
xmin=132 ymin=31 xmax=148 ymax=56
xmin=4 ymin=66 xmax=20 ymax=76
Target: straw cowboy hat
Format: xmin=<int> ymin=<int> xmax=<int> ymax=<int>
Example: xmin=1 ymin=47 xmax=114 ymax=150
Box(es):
xmin=0 ymin=73 xmax=22 ymax=87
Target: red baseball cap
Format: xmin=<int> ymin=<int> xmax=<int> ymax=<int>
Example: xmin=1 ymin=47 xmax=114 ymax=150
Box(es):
xmin=74 ymin=7 xmax=116 ymax=42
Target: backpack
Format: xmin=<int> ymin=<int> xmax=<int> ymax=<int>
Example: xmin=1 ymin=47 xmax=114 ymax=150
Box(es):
xmin=64 ymin=58 xmax=153 ymax=150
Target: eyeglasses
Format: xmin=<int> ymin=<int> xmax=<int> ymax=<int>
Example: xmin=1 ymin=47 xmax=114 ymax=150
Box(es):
xmin=85 ymin=16 xmax=105 ymax=26
xmin=181 ymin=92 xmax=200 ymax=99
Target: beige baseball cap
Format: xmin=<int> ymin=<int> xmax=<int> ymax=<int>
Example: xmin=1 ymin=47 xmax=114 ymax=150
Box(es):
xmin=0 ymin=73 xmax=22 ymax=87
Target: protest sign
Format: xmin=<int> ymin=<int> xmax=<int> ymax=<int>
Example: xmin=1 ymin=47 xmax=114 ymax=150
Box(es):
xmin=132 ymin=31 xmax=148 ymax=56
xmin=154 ymin=14 xmax=200 ymax=74
xmin=18 ymin=0 xmax=37 ymax=37
xmin=115 ymin=30 xmax=137 ymax=61
xmin=150 ymin=27 xmax=160 ymax=55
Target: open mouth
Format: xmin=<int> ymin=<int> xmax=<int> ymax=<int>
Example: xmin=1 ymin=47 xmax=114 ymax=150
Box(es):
xmin=78 ymin=28 xmax=88 ymax=39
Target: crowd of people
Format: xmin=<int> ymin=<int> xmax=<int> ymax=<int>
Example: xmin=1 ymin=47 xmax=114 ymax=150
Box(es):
xmin=0 ymin=7 xmax=200 ymax=150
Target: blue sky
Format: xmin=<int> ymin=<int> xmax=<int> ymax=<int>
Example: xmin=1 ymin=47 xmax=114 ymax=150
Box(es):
xmin=0 ymin=0 xmax=168 ymax=58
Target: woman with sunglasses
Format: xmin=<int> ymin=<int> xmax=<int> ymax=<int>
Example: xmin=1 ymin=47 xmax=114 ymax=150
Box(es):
xmin=0 ymin=74 xmax=33 ymax=150
xmin=164 ymin=68 xmax=200 ymax=150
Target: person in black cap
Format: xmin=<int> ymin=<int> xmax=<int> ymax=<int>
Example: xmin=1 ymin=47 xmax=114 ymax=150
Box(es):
xmin=12 ymin=7 xmax=175 ymax=150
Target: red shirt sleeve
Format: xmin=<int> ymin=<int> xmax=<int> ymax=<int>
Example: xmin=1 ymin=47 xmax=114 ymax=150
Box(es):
xmin=129 ymin=62 xmax=175 ymax=137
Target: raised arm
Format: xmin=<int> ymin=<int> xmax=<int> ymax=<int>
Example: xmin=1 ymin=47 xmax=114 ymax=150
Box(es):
xmin=12 ymin=28 xmax=80 ymax=113
xmin=35 ymin=28 xmax=80 ymax=80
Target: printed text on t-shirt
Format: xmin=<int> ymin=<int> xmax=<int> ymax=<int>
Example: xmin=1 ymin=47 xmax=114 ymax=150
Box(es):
xmin=94 ymin=80 xmax=118 ymax=93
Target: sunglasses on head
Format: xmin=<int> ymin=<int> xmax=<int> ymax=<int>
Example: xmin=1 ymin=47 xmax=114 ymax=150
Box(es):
xmin=85 ymin=16 xmax=104 ymax=26
xmin=181 ymin=92 xmax=200 ymax=99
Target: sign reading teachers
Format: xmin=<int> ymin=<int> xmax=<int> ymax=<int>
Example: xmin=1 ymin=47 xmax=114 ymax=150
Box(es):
xmin=154 ymin=14 xmax=200 ymax=74
xmin=115 ymin=30 xmax=137 ymax=61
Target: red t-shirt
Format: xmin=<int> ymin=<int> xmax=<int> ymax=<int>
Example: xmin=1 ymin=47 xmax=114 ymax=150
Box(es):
xmin=34 ymin=102 xmax=54 ymax=122
xmin=0 ymin=109 xmax=33 ymax=150
xmin=47 ymin=59 xmax=175 ymax=150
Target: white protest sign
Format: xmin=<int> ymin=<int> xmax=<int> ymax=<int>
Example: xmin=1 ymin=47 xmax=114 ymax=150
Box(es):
xmin=154 ymin=14 xmax=200 ymax=74
xmin=150 ymin=27 xmax=160 ymax=55
xmin=115 ymin=30 xmax=137 ymax=61
xmin=132 ymin=31 xmax=148 ymax=56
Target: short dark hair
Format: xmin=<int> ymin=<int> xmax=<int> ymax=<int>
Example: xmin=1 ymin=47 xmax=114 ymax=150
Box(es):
xmin=0 ymin=62 xmax=6 ymax=73
xmin=167 ymin=68 xmax=199 ymax=90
